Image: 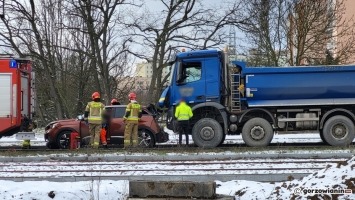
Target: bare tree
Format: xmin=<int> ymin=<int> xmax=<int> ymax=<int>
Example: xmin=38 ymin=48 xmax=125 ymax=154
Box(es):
xmin=287 ymin=0 xmax=355 ymax=65
xmin=125 ymin=0 xmax=245 ymax=102
xmin=240 ymin=0 xmax=290 ymax=66
xmin=0 ymin=0 xmax=134 ymax=124
xmin=65 ymin=0 xmax=135 ymax=104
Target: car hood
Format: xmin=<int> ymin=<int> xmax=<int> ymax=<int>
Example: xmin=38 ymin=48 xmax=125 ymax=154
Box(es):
xmin=47 ymin=119 xmax=78 ymax=126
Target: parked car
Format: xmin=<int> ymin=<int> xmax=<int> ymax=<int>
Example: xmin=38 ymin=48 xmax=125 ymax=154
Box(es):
xmin=44 ymin=105 xmax=169 ymax=149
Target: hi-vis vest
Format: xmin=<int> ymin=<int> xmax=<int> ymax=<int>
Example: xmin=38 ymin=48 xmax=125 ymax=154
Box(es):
xmin=175 ymin=102 xmax=193 ymax=121
xmin=125 ymin=102 xmax=141 ymax=121
xmin=85 ymin=101 xmax=105 ymax=124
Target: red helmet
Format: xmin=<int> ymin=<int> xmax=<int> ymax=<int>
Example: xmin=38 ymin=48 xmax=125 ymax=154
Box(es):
xmin=128 ymin=92 xmax=137 ymax=100
xmin=92 ymin=92 xmax=100 ymax=100
xmin=111 ymin=98 xmax=118 ymax=105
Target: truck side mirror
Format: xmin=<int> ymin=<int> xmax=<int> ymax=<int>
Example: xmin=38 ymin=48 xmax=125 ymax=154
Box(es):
xmin=176 ymin=61 xmax=183 ymax=83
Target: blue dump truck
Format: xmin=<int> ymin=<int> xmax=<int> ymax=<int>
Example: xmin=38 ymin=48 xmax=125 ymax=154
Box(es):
xmin=158 ymin=49 xmax=355 ymax=147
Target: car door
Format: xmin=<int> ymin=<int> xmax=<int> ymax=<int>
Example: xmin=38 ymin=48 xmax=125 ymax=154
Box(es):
xmin=107 ymin=106 xmax=126 ymax=144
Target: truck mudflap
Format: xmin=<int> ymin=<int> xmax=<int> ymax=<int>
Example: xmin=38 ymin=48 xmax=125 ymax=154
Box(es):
xmin=16 ymin=132 xmax=36 ymax=140
xmin=156 ymin=129 xmax=169 ymax=143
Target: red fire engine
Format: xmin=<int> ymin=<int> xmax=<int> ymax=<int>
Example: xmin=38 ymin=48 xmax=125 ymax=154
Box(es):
xmin=0 ymin=55 xmax=36 ymax=139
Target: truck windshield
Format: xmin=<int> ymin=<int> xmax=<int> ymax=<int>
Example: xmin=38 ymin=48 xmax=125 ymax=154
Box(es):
xmin=167 ymin=62 xmax=175 ymax=86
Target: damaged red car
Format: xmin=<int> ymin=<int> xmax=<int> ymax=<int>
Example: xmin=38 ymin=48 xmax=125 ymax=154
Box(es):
xmin=44 ymin=105 xmax=168 ymax=149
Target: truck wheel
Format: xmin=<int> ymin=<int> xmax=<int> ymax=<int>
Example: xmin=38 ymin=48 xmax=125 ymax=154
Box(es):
xmin=219 ymin=133 xmax=226 ymax=146
xmin=56 ymin=131 xmax=71 ymax=149
xmin=319 ymin=130 xmax=329 ymax=145
xmin=192 ymin=118 xmax=223 ymax=148
xmin=323 ymin=115 xmax=354 ymax=146
xmin=138 ymin=129 xmax=155 ymax=148
xmin=242 ymin=118 xmax=273 ymax=147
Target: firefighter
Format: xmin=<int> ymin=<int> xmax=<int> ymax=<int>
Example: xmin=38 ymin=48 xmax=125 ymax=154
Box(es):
xmin=123 ymin=92 xmax=142 ymax=148
xmin=111 ymin=98 xmax=121 ymax=105
xmin=100 ymin=123 xmax=108 ymax=148
xmin=21 ymin=116 xmax=36 ymax=149
xmin=84 ymin=92 xmax=105 ymax=149
xmin=174 ymin=98 xmax=193 ymax=146
xmin=100 ymin=98 xmax=120 ymax=148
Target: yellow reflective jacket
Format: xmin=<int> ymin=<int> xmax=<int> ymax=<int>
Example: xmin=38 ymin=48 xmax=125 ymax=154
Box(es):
xmin=175 ymin=102 xmax=193 ymax=121
xmin=124 ymin=101 xmax=142 ymax=121
xmin=85 ymin=101 xmax=105 ymax=124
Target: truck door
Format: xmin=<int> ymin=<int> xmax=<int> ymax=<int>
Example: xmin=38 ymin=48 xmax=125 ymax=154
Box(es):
xmin=0 ymin=74 xmax=12 ymax=133
xmin=21 ymin=75 xmax=30 ymax=117
xmin=172 ymin=59 xmax=205 ymax=105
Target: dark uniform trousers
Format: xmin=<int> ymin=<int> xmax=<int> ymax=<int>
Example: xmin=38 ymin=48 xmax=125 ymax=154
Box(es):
xmin=178 ymin=120 xmax=189 ymax=145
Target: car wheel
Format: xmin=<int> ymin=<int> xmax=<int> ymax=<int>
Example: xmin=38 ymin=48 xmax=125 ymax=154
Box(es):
xmin=192 ymin=118 xmax=223 ymax=148
xmin=56 ymin=131 xmax=71 ymax=149
xmin=46 ymin=142 xmax=58 ymax=149
xmin=323 ymin=115 xmax=354 ymax=146
xmin=242 ymin=118 xmax=273 ymax=147
xmin=138 ymin=129 xmax=155 ymax=148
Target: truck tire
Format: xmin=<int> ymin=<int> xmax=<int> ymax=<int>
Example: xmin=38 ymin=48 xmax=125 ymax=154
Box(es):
xmin=192 ymin=118 xmax=223 ymax=148
xmin=319 ymin=130 xmax=329 ymax=145
xmin=219 ymin=133 xmax=226 ymax=146
xmin=323 ymin=115 xmax=354 ymax=146
xmin=242 ymin=118 xmax=273 ymax=147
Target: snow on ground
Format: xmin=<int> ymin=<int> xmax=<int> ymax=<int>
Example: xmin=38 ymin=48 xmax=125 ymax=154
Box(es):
xmin=0 ymin=127 xmax=337 ymax=147
xmin=0 ymin=156 xmax=354 ymax=200
xmin=0 ymin=180 xmax=129 ymax=200
xmin=217 ymin=156 xmax=355 ymax=200
xmin=0 ymin=128 xmax=354 ymax=199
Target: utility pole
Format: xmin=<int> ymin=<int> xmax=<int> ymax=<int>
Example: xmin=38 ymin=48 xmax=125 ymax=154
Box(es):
xmin=228 ymin=25 xmax=237 ymax=62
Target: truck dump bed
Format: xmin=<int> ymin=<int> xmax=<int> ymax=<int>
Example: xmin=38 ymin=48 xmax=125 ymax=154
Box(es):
xmin=236 ymin=63 xmax=355 ymax=107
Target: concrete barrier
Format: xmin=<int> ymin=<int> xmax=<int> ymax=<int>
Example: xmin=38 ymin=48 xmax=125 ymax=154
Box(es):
xmin=129 ymin=181 xmax=216 ymax=199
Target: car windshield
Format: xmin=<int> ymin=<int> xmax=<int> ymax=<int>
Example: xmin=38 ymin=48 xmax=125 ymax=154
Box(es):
xmin=106 ymin=106 xmax=150 ymax=119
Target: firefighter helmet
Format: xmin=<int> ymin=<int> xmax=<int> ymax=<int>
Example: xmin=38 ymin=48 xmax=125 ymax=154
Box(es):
xmin=128 ymin=92 xmax=137 ymax=100
xmin=111 ymin=98 xmax=119 ymax=105
xmin=92 ymin=92 xmax=100 ymax=100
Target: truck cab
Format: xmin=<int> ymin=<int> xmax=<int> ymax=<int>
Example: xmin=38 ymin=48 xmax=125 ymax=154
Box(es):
xmin=159 ymin=50 xmax=232 ymax=148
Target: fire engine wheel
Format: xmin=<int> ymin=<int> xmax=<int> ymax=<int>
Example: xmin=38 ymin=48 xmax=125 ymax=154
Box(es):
xmin=138 ymin=129 xmax=155 ymax=148
xmin=56 ymin=131 xmax=71 ymax=149
xmin=192 ymin=118 xmax=223 ymax=148
xmin=323 ymin=115 xmax=355 ymax=146
xmin=242 ymin=118 xmax=273 ymax=147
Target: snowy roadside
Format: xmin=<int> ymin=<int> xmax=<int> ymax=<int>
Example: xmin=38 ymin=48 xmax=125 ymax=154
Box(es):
xmin=0 ymin=127 xmax=351 ymax=147
xmin=0 ymin=156 xmax=354 ymax=200
xmin=0 ymin=128 xmax=354 ymax=199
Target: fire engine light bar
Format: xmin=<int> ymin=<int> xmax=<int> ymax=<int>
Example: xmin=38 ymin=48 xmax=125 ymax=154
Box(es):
xmin=10 ymin=60 xmax=17 ymax=68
